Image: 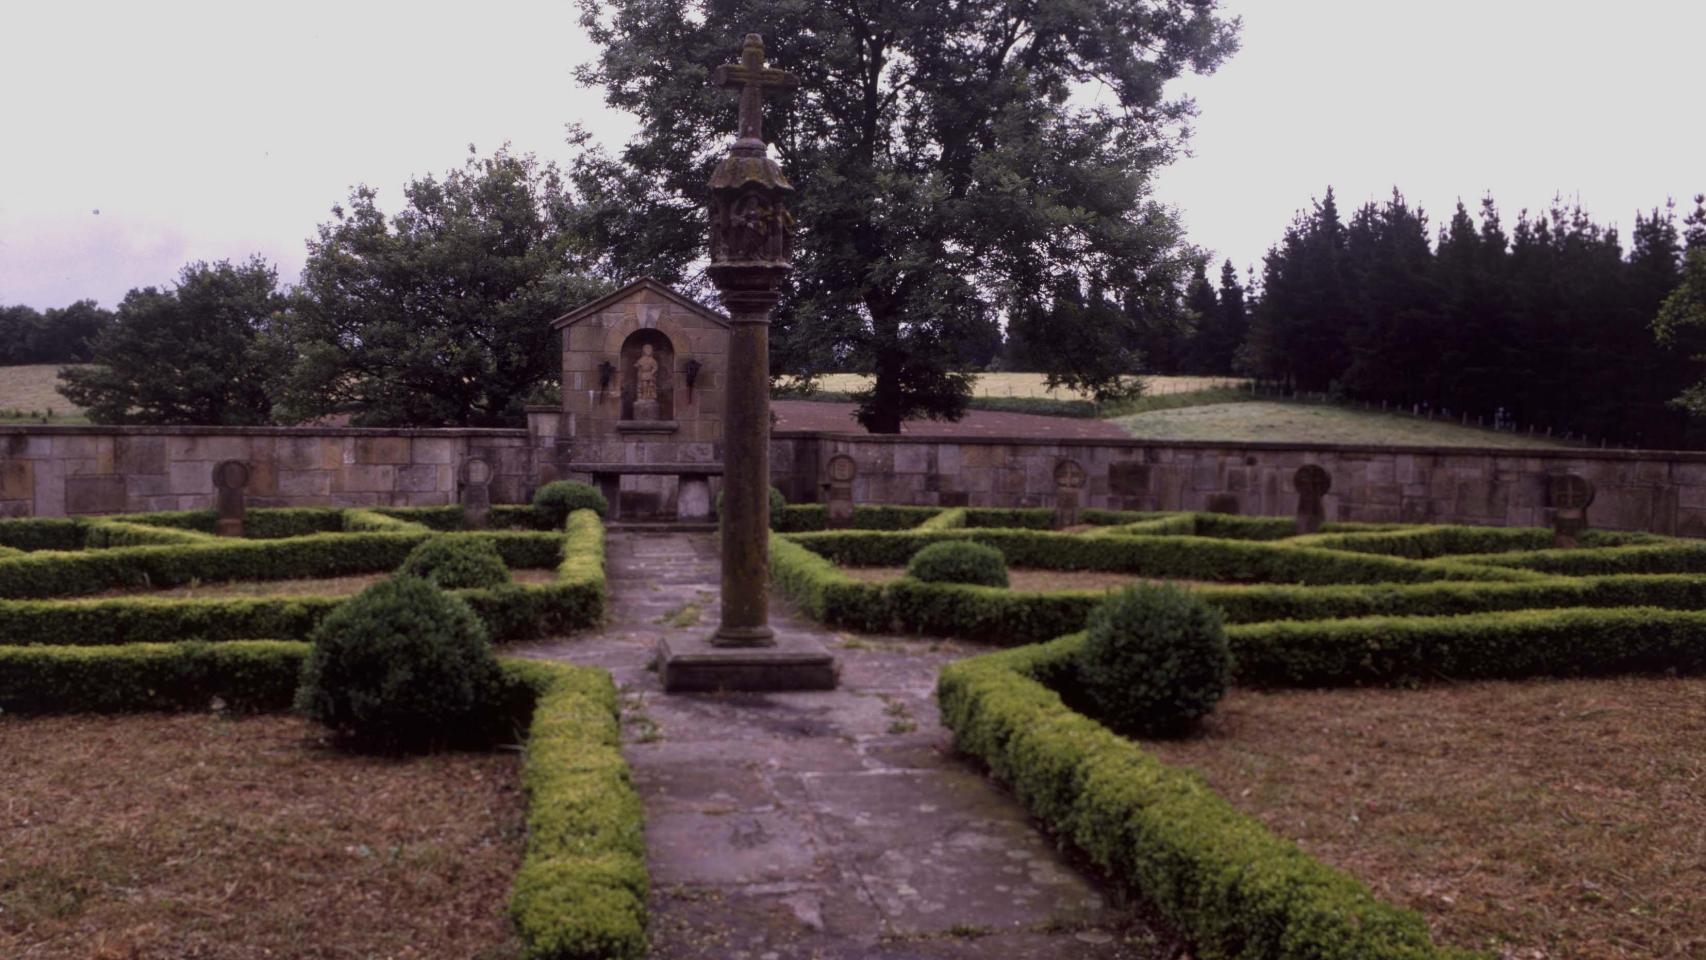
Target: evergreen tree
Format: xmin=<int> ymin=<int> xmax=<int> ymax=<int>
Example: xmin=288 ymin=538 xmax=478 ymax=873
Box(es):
xmin=1655 ymin=247 xmax=1706 ymax=415
xmin=57 ymin=259 xmax=282 ymax=425
xmin=572 ymin=0 xmax=1239 ymax=431
xmin=1684 ymin=194 xmax=1706 ymax=252
xmin=1342 ymin=191 xmax=1442 ymax=403
xmin=1182 ymin=260 xmax=1219 ymax=372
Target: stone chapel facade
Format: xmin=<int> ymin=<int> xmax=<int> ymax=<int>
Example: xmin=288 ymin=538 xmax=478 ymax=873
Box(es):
xmin=540 ymin=278 xmax=730 ymax=520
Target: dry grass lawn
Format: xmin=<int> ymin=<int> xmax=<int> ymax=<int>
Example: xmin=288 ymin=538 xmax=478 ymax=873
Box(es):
xmin=1113 ymin=400 xmax=1570 ymax=449
xmin=0 ymin=713 xmax=527 ymax=960
xmin=80 ymin=567 xmax=560 ymax=600
xmin=840 ymin=566 xmax=1212 ymax=591
xmin=1140 ymin=677 xmax=1706 ymax=959
xmin=0 ymin=364 xmax=89 ymax=421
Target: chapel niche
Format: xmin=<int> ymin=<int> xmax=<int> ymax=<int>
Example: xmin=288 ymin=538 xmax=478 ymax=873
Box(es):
xmin=619 ymin=329 xmax=675 ymax=422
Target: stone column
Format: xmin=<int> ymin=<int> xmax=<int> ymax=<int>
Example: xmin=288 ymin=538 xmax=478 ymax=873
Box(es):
xmin=460 ymin=457 xmax=492 ymax=529
xmin=212 ymin=460 xmax=250 ymax=537
xmin=705 ymin=33 xmax=800 ymax=648
xmin=1293 ymin=464 xmax=1331 ymax=535
xmin=1053 ymin=459 xmax=1085 ymax=529
xmin=824 ymin=454 xmax=857 ymax=528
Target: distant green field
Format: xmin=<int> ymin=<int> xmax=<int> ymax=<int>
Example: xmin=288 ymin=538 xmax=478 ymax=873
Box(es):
xmin=0 ymin=364 xmax=89 ymax=423
xmin=805 ymin=372 xmax=1244 ymax=399
xmin=1113 ymin=400 xmax=1571 ymax=449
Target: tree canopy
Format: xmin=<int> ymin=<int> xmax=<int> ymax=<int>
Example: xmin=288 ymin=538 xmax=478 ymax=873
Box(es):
xmin=573 ymin=0 xmax=1239 ymax=431
xmin=270 ymin=147 xmax=605 ymax=427
xmin=57 ymin=258 xmax=282 ymax=425
xmin=0 ymin=300 xmax=112 ymax=365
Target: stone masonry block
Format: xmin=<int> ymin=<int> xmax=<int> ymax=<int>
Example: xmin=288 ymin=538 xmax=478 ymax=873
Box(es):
xmin=356 ymin=436 xmax=411 ymax=464
xmin=0 ymin=461 xmax=33 ymax=500
xmin=333 ymin=465 xmax=396 ymax=494
xmin=64 ymin=475 xmax=127 ymax=514
xmin=167 ymin=460 xmax=216 ymax=495
xmin=116 ymin=436 xmax=167 ymax=475
xmin=411 ymin=437 xmax=457 ymax=464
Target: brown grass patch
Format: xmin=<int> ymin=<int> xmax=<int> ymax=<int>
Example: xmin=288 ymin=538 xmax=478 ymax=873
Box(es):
xmin=1138 ymin=677 xmax=1706 ymax=959
xmin=0 ymin=713 xmax=526 ymax=959
xmin=81 ymin=567 xmax=559 ymax=600
xmin=840 ymin=566 xmax=1211 ymax=591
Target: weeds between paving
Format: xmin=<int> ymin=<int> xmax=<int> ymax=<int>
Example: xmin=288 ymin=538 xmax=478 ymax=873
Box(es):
xmin=0 ymin=713 xmax=528 ymax=960
xmin=1139 ymin=676 xmax=1706 ymax=959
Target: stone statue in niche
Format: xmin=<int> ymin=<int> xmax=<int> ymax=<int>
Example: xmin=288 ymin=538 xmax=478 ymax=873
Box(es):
xmin=636 ymin=345 xmax=660 ymax=402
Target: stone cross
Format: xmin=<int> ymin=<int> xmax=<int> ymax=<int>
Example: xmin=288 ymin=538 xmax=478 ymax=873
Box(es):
xmin=713 ymin=33 xmax=800 ymax=145
xmin=212 ymin=460 xmax=250 ymax=537
xmin=1548 ymin=473 xmax=1595 ymax=549
xmin=1053 ymin=459 xmax=1086 ymax=529
xmin=705 ymin=33 xmax=798 ymax=649
xmin=825 ymin=454 xmax=857 ymax=528
xmin=461 ymin=457 xmax=492 ymax=529
xmin=1293 ymin=464 xmax=1331 ymax=534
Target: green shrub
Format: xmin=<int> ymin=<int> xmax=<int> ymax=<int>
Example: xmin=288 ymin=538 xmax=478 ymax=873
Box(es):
xmin=295 ymin=577 xmax=505 ymax=751
xmin=0 ymin=517 xmax=86 ymax=551
xmin=535 ymin=481 xmax=610 ymax=525
xmin=342 ymin=508 xmax=432 ymax=533
xmin=716 ymin=484 xmax=788 ymax=530
xmin=398 ymin=536 xmax=512 ymax=589
xmin=907 ymin=540 xmax=1008 ymax=587
xmin=1078 ymin=584 xmax=1229 ymax=737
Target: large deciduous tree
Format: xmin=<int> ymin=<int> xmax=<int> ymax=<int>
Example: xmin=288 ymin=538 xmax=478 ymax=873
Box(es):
xmin=57 ymin=258 xmax=282 ymax=425
xmin=272 ymin=148 xmax=604 ymax=427
xmin=574 ymin=0 xmax=1239 ymax=432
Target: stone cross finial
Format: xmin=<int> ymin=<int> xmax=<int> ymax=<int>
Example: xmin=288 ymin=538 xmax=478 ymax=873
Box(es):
xmin=712 ymin=33 xmax=799 ymax=144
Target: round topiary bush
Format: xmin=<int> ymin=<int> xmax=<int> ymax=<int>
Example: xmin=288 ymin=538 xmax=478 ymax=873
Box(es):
xmin=396 ymin=535 xmax=512 ymax=590
xmin=715 ymin=485 xmax=788 ymax=530
xmin=295 ymin=576 xmax=505 ymax=751
xmin=1077 ymin=583 xmax=1230 ymax=738
xmin=533 ymin=480 xmax=609 ymax=527
xmin=906 ymin=540 xmax=1009 ymax=587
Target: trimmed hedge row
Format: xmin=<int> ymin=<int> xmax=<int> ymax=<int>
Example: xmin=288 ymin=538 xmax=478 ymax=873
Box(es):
xmin=0 ymin=509 xmax=608 ymax=644
xmin=774 ymin=503 xmax=942 ymax=532
xmin=84 ymin=520 xmax=217 ymax=548
xmin=1454 ymin=540 xmax=1706 ymax=576
xmin=938 ymin=642 xmax=1473 ymax=960
xmin=783 ymin=528 xmax=1539 ymax=585
xmin=506 ymin=659 xmax=648 ymax=960
xmin=915 ymin=508 xmax=967 ymax=531
xmin=0 ymin=640 xmax=647 ymax=960
xmin=0 ymin=528 xmax=569 ymax=600
xmin=343 ymin=508 xmax=432 ymax=533
xmin=773 ymin=533 xmax=1706 ymax=646
xmin=1289 ymin=525 xmax=1666 ymax=559
xmin=0 ymin=517 xmax=88 ymax=551
xmin=0 ymin=640 xmax=306 ymax=713
xmin=1227 ymin=606 xmax=1706 ymax=687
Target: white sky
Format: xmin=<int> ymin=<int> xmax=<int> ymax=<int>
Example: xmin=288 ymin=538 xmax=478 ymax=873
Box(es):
xmin=2 ymin=0 xmax=1702 ymax=310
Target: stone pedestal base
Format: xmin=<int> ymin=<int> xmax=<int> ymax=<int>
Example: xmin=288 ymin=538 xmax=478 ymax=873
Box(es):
xmin=679 ymin=476 xmax=713 ymax=521
xmin=658 ymin=631 xmax=839 ymax=693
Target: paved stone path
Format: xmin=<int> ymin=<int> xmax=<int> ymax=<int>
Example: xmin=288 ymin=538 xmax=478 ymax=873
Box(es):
xmin=511 ymin=531 xmax=1167 ymax=959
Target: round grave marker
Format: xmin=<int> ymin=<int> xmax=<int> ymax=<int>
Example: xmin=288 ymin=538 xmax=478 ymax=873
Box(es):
xmin=1054 ymin=459 xmax=1086 ymax=489
xmin=212 ymin=460 xmax=250 ymax=490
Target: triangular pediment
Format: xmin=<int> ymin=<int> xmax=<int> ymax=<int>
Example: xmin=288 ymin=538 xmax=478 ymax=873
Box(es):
xmin=549 ymin=277 xmax=729 ymax=330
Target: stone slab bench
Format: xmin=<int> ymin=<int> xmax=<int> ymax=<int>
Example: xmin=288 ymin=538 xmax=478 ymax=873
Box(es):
xmin=565 ymin=463 xmax=723 ymax=521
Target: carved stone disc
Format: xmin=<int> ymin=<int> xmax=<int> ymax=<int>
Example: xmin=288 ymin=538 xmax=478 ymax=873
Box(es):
xmin=1294 ymin=464 xmax=1332 ymax=498
xmin=1548 ymin=474 xmax=1596 ymax=511
xmin=212 ymin=459 xmax=250 ymax=491
xmin=461 ymin=457 xmax=493 ymax=487
xmin=1054 ymin=459 xmax=1086 ymax=489
xmin=826 ymin=454 xmax=857 ymax=484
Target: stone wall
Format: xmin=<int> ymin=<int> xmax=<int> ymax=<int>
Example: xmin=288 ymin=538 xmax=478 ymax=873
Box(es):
xmin=0 ymin=426 xmax=533 ymax=518
xmin=770 ymin=432 xmax=1706 ymax=537
xmin=8 ymin=420 xmax=1706 ymax=536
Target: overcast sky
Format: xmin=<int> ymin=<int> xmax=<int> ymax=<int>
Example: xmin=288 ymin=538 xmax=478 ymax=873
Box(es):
xmin=2 ymin=0 xmax=1702 ymax=310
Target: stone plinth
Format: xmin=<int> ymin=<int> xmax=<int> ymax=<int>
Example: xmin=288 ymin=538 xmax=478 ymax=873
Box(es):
xmin=657 ymin=631 xmax=838 ymax=693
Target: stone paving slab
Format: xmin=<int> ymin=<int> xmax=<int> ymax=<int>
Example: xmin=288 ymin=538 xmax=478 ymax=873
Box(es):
xmin=511 ymin=531 xmax=1171 ymax=959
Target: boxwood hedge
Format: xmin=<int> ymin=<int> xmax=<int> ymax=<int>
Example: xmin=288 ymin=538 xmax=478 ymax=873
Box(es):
xmin=0 ymin=640 xmax=646 ymax=960
xmin=938 ymin=641 xmax=1478 ymax=960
